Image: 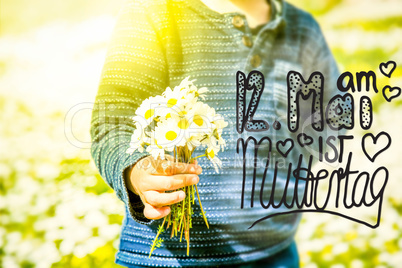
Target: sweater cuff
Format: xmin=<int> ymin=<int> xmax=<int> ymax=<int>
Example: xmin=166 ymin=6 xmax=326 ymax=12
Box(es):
xmin=119 ymin=152 xmax=153 ymax=225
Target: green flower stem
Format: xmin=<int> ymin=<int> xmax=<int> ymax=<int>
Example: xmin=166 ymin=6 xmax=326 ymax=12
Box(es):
xmin=189 ymin=154 xmax=206 ymax=161
xmin=180 ymin=213 xmax=185 ymax=242
xmin=178 ymin=195 xmax=185 ymax=242
xmin=195 ymin=184 xmax=209 ymax=229
xmin=149 ymin=145 xmax=209 ymax=257
xmin=187 ymin=214 xmax=190 ymax=256
xmin=191 ymin=185 xmax=195 ymax=204
xmin=149 ymin=216 xmax=167 ymax=258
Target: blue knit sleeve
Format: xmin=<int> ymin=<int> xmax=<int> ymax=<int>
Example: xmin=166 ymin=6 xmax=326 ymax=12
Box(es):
xmin=90 ymin=0 xmax=167 ymax=224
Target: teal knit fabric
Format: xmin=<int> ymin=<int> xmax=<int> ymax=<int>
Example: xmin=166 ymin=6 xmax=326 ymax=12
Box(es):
xmin=90 ymin=0 xmax=339 ymax=266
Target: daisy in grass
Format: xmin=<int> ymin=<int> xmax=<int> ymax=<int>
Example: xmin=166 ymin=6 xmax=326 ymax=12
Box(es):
xmin=126 ymin=77 xmax=228 ymax=257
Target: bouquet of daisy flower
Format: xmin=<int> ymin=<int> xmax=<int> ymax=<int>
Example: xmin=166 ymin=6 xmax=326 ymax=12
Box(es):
xmin=126 ymin=77 xmax=228 ymax=256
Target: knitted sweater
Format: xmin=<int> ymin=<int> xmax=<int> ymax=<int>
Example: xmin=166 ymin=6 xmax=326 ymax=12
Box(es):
xmin=90 ymin=0 xmax=339 ymax=267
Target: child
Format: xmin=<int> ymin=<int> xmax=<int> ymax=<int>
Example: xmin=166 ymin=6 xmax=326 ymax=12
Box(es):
xmin=90 ymin=0 xmax=339 ymax=267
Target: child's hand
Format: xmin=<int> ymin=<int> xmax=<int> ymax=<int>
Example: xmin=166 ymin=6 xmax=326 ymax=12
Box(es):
xmin=126 ymin=155 xmax=202 ymax=220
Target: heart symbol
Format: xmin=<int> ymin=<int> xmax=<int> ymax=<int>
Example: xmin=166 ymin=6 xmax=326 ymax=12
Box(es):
xmin=297 ymin=133 xmax=313 ymax=147
xmin=362 ymin=132 xmax=391 ymax=162
xmin=276 ymin=138 xmax=294 ymax=157
xmin=379 ymin=61 xmax=396 ymax=78
xmin=382 ymin=85 xmax=401 ymax=102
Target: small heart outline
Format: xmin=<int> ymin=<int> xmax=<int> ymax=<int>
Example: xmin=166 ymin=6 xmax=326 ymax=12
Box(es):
xmin=297 ymin=133 xmax=313 ymax=147
xmin=379 ymin=60 xmax=396 ymax=78
xmin=362 ymin=131 xmax=391 ymax=162
xmin=276 ymin=138 xmax=294 ymax=157
xmin=382 ymin=85 xmax=401 ymax=102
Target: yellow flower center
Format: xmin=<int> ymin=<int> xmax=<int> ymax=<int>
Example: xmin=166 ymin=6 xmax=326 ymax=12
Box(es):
xmin=166 ymin=113 xmax=171 ymax=119
xmin=167 ymin=98 xmax=177 ymax=108
xmin=165 ymin=131 xmax=177 ymax=141
xmin=193 ymin=115 xmax=203 ymax=126
xmin=145 ymin=109 xmax=154 ymax=120
xmin=178 ymin=118 xmax=190 ymax=129
xmin=207 ymin=149 xmax=215 ymax=159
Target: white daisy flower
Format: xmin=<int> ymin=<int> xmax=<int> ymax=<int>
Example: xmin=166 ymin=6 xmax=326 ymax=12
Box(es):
xmin=156 ymin=86 xmax=190 ymax=120
xmin=180 ymin=77 xmax=208 ymax=100
xmin=134 ymin=95 xmax=165 ymax=124
xmin=154 ymin=117 xmax=186 ymax=152
xmin=155 ymin=101 xmax=188 ymax=123
xmin=175 ymin=76 xmax=194 ymax=93
xmin=206 ymin=147 xmax=222 ymax=173
xmin=127 ymin=76 xmax=228 ymax=172
xmin=187 ymin=102 xmax=216 ymax=131
xmin=186 ymin=132 xmax=206 ymax=151
xmin=163 ymin=86 xmax=187 ymax=109
xmin=212 ymin=114 xmax=228 ymax=132
xmin=209 ymin=134 xmax=226 ymax=152
xmin=195 ymin=86 xmax=208 ymax=100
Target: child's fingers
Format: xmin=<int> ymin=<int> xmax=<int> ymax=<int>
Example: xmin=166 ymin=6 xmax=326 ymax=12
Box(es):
xmin=173 ymin=162 xmax=202 ymax=175
xmin=147 ymin=174 xmax=199 ymax=192
xmin=143 ymin=203 xmax=171 ymax=220
xmin=143 ymin=190 xmax=186 ymax=207
xmin=150 ymin=157 xmax=202 ymax=175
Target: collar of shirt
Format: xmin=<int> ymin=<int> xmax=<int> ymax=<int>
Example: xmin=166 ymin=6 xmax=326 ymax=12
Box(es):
xmin=188 ymin=0 xmax=286 ymax=35
xmin=249 ymin=0 xmax=286 ymax=46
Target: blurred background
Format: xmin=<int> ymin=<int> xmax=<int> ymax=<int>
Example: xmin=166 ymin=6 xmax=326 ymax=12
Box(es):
xmin=0 ymin=0 xmax=401 ymax=267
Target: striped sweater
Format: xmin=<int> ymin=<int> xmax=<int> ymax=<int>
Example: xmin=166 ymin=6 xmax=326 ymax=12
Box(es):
xmin=90 ymin=0 xmax=339 ymax=266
